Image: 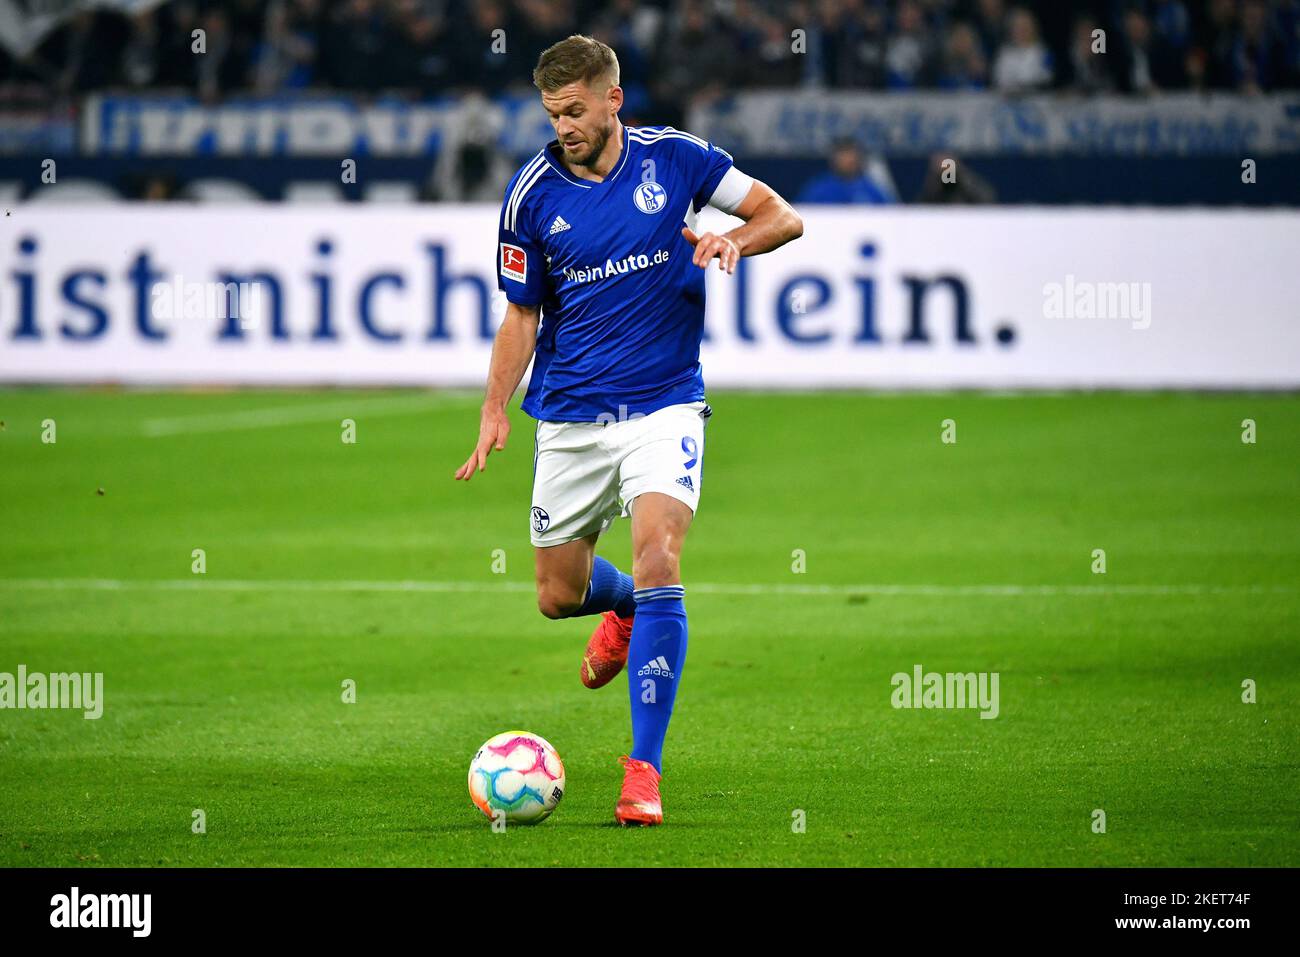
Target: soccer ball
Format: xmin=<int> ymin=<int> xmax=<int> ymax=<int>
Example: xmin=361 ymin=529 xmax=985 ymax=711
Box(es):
xmin=468 ymin=731 xmax=565 ymax=824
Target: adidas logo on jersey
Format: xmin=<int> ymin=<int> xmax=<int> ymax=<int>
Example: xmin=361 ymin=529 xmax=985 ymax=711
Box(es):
xmin=637 ymin=656 xmax=675 ymax=679
xmin=675 ymin=475 xmax=694 ymax=492
xmin=548 ymin=215 xmax=571 ymax=235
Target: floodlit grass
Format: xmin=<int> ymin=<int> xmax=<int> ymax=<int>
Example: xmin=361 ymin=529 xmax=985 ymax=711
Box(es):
xmin=0 ymin=389 xmax=1296 ymax=866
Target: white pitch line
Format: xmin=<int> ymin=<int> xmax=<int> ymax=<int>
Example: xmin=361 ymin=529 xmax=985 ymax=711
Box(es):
xmin=0 ymin=579 xmax=1292 ymax=597
xmin=698 ymin=582 xmax=1296 ymax=597
xmin=140 ymin=394 xmax=472 ymax=437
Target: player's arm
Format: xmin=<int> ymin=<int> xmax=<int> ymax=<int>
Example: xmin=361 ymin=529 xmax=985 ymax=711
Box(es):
xmin=682 ymin=178 xmax=803 ymax=274
xmin=454 ymin=301 xmax=540 ymax=481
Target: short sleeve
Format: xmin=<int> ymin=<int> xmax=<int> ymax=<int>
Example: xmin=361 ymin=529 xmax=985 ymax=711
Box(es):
xmin=497 ymin=184 xmax=545 ymax=306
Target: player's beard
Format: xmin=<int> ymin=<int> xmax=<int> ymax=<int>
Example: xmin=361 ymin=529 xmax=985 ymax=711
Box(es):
xmin=573 ymin=122 xmax=612 ymax=171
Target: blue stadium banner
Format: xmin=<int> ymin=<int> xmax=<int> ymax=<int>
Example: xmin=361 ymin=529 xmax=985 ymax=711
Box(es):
xmin=79 ymin=92 xmax=1300 ymax=159
xmin=688 ymin=92 xmax=1300 ymax=157
xmin=79 ymin=93 xmax=556 ymax=158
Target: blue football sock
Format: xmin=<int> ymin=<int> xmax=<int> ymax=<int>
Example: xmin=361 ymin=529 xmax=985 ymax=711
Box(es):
xmin=627 ymin=585 xmax=688 ymax=772
xmin=574 ymin=556 xmax=636 ymax=619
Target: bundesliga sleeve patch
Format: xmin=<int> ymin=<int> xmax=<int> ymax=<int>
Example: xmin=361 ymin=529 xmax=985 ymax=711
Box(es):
xmin=500 ymin=242 xmax=527 ymax=283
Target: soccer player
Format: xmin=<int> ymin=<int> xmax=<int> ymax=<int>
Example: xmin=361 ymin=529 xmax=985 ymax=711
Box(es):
xmin=455 ymin=34 xmax=802 ymax=826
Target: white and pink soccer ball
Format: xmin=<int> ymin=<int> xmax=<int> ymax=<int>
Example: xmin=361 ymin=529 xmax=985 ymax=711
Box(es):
xmin=468 ymin=731 xmax=566 ymax=824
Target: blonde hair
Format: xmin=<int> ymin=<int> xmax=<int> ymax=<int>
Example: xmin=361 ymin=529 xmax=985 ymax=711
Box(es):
xmin=533 ymin=34 xmax=620 ymax=93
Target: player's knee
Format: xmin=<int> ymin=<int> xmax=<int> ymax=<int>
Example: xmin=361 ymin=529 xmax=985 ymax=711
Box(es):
xmin=536 ymin=583 xmax=583 ymax=620
xmin=632 ymin=542 xmax=680 ymax=590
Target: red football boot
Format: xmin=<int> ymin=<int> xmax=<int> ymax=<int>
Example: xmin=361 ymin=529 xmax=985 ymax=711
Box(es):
xmin=615 ymin=755 xmax=663 ymax=826
xmin=581 ymin=610 xmax=633 ymax=689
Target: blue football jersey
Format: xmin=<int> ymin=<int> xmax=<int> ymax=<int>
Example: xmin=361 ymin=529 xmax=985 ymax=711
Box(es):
xmin=497 ymin=125 xmax=735 ymax=422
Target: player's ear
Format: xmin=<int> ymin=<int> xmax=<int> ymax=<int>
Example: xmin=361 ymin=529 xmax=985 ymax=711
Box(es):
xmin=607 ymin=84 xmax=623 ymax=114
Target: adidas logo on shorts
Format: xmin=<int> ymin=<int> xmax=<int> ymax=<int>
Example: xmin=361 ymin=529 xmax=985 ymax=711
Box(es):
xmin=675 ymin=475 xmax=694 ymax=492
xmin=637 ymin=655 xmax=675 ymax=679
xmin=548 ymin=215 xmax=571 ymax=235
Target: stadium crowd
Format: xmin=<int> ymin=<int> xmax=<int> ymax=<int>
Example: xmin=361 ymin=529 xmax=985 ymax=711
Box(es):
xmin=4 ymin=0 xmax=1299 ymax=108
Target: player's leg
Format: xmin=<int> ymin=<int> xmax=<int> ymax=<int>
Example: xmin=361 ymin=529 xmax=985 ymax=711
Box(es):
xmin=530 ymin=421 xmax=637 ymax=684
xmin=626 ymin=491 xmax=693 ymax=763
xmin=534 ymin=534 xmax=636 ymax=685
xmin=611 ymin=401 xmax=708 ymax=825
xmin=533 ymin=533 xmax=598 ymax=619
xmin=573 ymin=548 xmax=638 ymax=688
xmin=615 ymin=492 xmax=694 ymax=826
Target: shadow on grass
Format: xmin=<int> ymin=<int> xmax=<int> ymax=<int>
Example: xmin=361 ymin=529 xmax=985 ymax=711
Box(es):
xmin=424 ymin=818 xmax=706 ymax=833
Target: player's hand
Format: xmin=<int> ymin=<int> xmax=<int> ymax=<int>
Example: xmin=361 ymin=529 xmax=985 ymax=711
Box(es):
xmin=455 ymin=406 xmax=510 ymax=481
xmin=681 ymin=227 xmax=741 ymax=274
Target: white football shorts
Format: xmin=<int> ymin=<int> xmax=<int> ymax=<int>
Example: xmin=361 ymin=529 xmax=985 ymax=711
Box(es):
xmin=529 ymin=401 xmax=711 ymax=547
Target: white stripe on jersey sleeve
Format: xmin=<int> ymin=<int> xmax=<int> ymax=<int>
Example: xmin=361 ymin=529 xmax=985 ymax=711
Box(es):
xmin=627 ymin=126 xmax=709 ymax=152
xmin=706 ymin=165 xmax=756 ymax=215
xmin=505 ymin=152 xmax=547 ymax=232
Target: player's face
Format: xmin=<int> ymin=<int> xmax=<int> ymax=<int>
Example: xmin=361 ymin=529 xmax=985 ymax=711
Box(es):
xmin=541 ymin=81 xmax=618 ymax=169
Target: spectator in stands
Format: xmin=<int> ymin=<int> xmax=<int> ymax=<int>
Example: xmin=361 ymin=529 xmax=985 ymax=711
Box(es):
xmin=155 ymin=1 xmax=202 ymax=89
xmin=937 ymin=20 xmax=989 ymax=89
xmin=885 ymin=0 xmax=939 ymax=88
xmin=1283 ymin=0 xmax=1300 ymax=87
xmin=1203 ymin=0 xmax=1241 ymax=89
xmin=427 ymin=91 xmax=516 ymax=201
xmin=972 ymin=0 xmax=1008 ymax=63
xmin=224 ymin=0 xmax=265 ymax=89
xmin=1148 ymin=0 xmax=1193 ymax=87
xmin=1184 ymin=43 xmax=1210 ymax=90
xmin=798 ymin=137 xmax=899 ymax=204
xmin=916 ymin=152 xmax=997 ymax=204
xmin=120 ymin=9 xmax=160 ymax=89
xmin=652 ymin=1 xmax=738 ymax=126
xmin=49 ymin=11 xmax=123 ymax=94
xmin=596 ymin=0 xmax=663 ymax=65
xmin=447 ymin=0 xmax=526 ymax=95
xmin=819 ymin=0 xmax=890 ymax=89
xmin=515 ymin=0 xmax=580 ymax=77
xmin=384 ymin=0 xmax=453 ymax=94
xmin=992 ymin=6 xmax=1053 ymax=93
xmin=251 ymin=0 xmax=320 ymax=92
xmin=589 ymin=0 xmax=662 ymax=114
xmin=320 ymin=0 xmax=390 ymax=93
xmin=1231 ymin=0 xmax=1290 ymax=90
xmin=738 ymin=5 xmax=805 ymax=88
xmin=7 ymin=0 xmax=1300 ymax=101
xmin=1118 ymin=8 xmax=1158 ymax=93
xmin=1066 ymin=14 xmax=1114 ymax=94
xmin=195 ymin=6 xmax=236 ymax=101
xmin=138 ymin=173 xmax=179 ymax=201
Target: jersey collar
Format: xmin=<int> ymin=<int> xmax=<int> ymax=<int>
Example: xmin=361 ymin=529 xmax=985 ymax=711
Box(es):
xmin=543 ymin=124 xmax=629 ymax=189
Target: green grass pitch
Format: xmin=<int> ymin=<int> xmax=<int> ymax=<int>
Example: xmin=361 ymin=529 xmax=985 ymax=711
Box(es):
xmin=0 ymin=388 xmax=1296 ymax=867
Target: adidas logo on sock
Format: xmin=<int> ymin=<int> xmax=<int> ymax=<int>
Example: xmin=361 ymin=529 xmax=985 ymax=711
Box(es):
xmin=675 ymin=475 xmax=694 ymax=492
xmin=548 ymin=215 xmax=571 ymax=235
xmin=637 ymin=655 xmax=675 ymax=679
